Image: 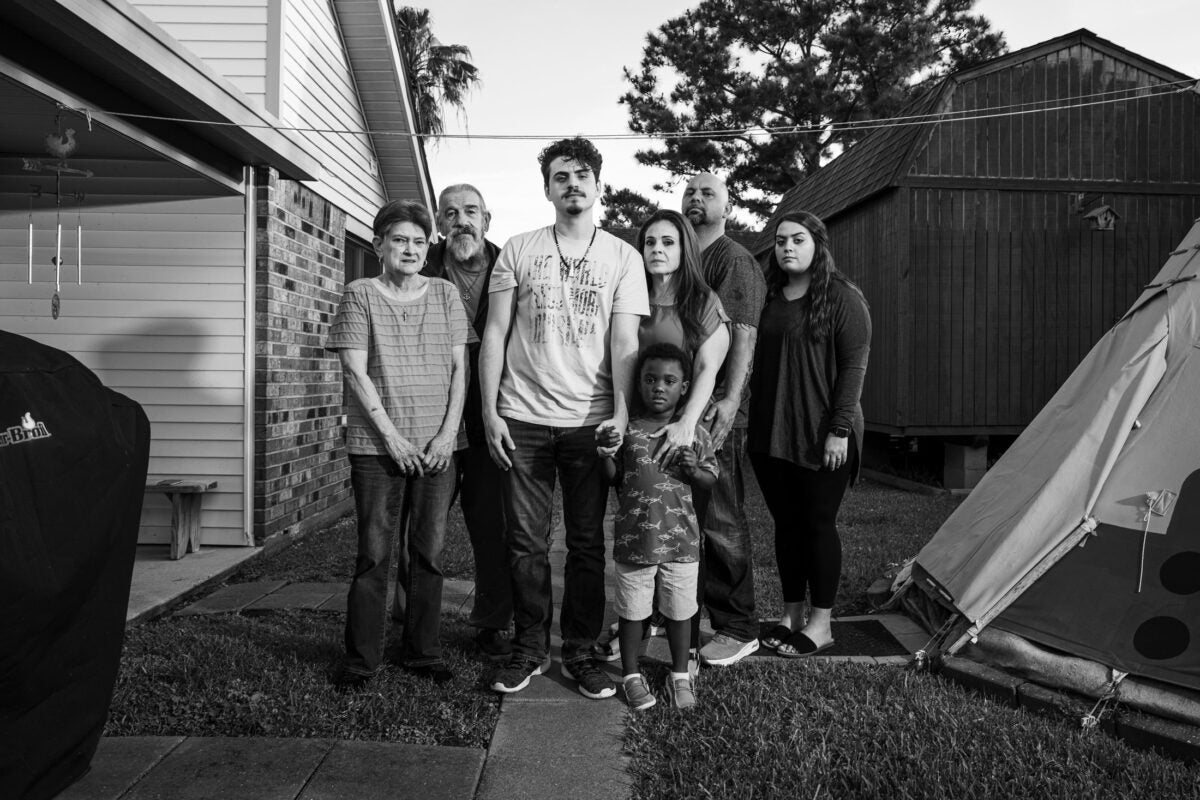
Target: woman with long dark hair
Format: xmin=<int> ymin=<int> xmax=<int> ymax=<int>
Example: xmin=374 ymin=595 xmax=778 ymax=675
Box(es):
xmin=635 ymin=209 xmax=730 ymax=458
xmin=748 ymin=211 xmax=871 ymax=657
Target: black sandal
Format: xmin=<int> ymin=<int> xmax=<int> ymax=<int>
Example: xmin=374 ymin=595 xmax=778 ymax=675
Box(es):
xmin=761 ymin=625 xmax=792 ymax=651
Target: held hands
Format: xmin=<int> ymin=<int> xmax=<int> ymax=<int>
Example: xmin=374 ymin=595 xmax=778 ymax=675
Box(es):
xmin=675 ymin=443 xmax=700 ymax=475
xmin=595 ymin=422 xmax=624 ymax=457
xmin=421 ymin=432 xmax=455 ymax=475
xmin=385 ymin=432 xmax=425 ymax=477
xmin=702 ymin=397 xmax=738 ymax=451
xmin=647 ymin=420 xmax=695 ymax=470
xmin=823 ymin=433 xmax=849 ymax=471
xmin=595 ymin=424 xmax=623 ymax=456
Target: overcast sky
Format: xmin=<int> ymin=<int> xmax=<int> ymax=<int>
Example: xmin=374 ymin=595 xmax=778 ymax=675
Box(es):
xmin=421 ymin=0 xmax=1200 ymax=242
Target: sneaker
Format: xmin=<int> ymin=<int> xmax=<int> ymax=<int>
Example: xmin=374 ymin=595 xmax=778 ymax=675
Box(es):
xmin=404 ymin=662 xmax=454 ymax=684
xmin=699 ymin=632 xmax=760 ymax=667
xmin=669 ymin=675 xmax=697 ymax=710
xmin=623 ymin=674 xmax=656 ymax=711
xmin=593 ymin=623 xmax=621 ymax=662
xmin=561 ymin=657 xmax=617 ymax=699
xmin=331 ymin=668 xmax=373 ymax=692
xmin=490 ymin=654 xmax=552 ymax=694
xmin=647 ymin=610 xmax=667 ymax=637
xmin=475 ymin=628 xmax=513 ymax=662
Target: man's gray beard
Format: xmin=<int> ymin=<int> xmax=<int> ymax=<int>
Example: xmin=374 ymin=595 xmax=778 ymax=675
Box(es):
xmin=447 ymin=234 xmax=481 ymax=261
xmin=686 ymin=208 xmax=708 ymax=226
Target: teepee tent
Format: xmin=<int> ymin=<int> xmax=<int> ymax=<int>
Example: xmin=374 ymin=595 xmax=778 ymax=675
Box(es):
xmin=914 ymin=218 xmax=1200 ymax=694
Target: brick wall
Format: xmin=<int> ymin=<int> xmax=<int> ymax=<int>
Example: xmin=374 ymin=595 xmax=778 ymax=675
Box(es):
xmin=253 ymin=167 xmax=352 ymax=545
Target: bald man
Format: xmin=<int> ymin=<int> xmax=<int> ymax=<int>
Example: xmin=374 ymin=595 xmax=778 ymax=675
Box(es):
xmin=682 ymin=173 xmax=767 ymax=667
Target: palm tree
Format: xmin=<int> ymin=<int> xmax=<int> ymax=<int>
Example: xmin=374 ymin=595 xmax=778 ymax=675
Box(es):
xmin=394 ymin=6 xmax=481 ymax=137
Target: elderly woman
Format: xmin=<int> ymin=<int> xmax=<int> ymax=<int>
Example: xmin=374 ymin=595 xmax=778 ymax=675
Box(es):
xmin=326 ymin=199 xmax=469 ymax=688
xmin=749 ymin=211 xmax=871 ymax=658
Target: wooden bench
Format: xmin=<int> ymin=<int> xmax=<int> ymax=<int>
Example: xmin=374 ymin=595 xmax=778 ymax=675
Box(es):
xmin=145 ymin=479 xmax=218 ymax=560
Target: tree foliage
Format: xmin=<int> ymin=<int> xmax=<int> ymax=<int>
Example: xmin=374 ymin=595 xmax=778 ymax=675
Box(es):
xmin=621 ymin=0 xmax=1005 ymax=218
xmin=600 ymin=186 xmax=661 ymax=229
xmin=395 ymin=6 xmax=481 ymax=137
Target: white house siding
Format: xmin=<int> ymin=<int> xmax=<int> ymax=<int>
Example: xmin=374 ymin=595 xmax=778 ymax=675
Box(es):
xmin=128 ymin=0 xmax=270 ymax=105
xmin=281 ymin=0 xmax=386 ymax=237
xmin=0 ymin=195 xmax=250 ymax=546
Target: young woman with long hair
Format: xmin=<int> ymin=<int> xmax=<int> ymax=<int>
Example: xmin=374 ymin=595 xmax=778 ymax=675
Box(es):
xmin=748 ymin=211 xmax=871 ymax=658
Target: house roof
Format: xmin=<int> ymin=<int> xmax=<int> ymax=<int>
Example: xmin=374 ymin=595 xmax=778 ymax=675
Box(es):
xmin=332 ymin=0 xmax=435 ymax=211
xmin=750 ymin=28 xmax=1197 ymax=256
xmin=1 ymin=0 xmax=323 ymax=182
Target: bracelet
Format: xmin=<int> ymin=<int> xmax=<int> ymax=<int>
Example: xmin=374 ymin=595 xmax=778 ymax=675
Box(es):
xmin=829 ymin=424 xmax=851 ymax=438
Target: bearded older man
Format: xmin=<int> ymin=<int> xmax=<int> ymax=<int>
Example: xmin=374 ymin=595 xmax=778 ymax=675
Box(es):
xmin=413 ymin=183 xmax=513 ymax=660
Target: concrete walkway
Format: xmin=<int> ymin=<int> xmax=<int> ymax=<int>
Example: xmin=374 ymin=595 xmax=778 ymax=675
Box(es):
xmin=76 ymin=526 xmax=924 ymax=800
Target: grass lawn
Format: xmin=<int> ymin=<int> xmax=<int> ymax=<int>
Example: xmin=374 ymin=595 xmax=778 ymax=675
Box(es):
xmin=108 ymin=471 xmax=1200 ymax=794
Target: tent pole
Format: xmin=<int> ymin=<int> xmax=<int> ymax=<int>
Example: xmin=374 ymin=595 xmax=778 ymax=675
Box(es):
xmin=946 ymin=516 xmax=1099 ymax=655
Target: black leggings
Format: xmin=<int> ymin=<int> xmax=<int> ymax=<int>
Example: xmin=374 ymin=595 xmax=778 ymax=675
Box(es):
xmin=749 ymin=453 xmax=852 ymax=609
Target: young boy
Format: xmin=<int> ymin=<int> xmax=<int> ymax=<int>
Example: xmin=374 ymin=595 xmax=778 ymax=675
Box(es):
xmin=597 ymin=342 xmax=719 ymax=710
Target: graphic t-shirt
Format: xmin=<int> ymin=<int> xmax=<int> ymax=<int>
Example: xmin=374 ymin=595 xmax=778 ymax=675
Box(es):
xmin=490 ymin=226 xmax=649 ymax=426
xmin=325 ymin=278 xmax=469 ymax=455
xmin=612 ymin=417 xmax=719 ymax=565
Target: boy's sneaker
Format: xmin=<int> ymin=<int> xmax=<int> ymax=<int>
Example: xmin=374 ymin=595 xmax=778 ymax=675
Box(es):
xmin=647 ymin=610 xmax=667 ymax=637
xmin=561 ymin=657 xmax=617 ymax=699
xmin=623 ymin=674 xmax=657 ymax=711
xmin=669 ymin=675 xmax=697 ymax=710
xmin=699 ymin=632 xmax=760 ymax=667
xmin=490 ymin=654 xmax=552 ymax=694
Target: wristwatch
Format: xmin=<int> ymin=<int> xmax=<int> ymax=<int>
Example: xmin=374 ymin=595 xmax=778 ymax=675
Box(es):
xmin=829 ymin=424 xmax=850 ymax=438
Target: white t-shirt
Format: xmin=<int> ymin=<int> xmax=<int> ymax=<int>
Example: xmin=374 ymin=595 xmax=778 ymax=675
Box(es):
xmin=490 ymin=225 xmax=649 ymax=426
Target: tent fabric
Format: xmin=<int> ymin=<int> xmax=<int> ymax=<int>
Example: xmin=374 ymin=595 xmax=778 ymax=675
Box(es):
xmin=915 ymin=219 xmax=1200 ymax=692
xmin=0 ymin=330 xmax=150 ymax=800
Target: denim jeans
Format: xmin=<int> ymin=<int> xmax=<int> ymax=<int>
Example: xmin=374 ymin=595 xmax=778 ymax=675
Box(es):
xmin=458 ymin=442 xmax=513 ymax=630
xmin=501 ymin=418 xmax=608 ymax=664
xmin=695 ymin=427 xmax=758 ymax=641
xmin=345 ymin=453 xmax=456 ymax=674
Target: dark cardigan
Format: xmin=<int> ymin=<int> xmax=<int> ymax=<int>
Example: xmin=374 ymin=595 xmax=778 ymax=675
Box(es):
xmin=747 ymin=277 xmax=871 ymax=482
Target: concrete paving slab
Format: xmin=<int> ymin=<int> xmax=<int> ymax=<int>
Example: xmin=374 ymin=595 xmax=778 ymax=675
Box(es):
xmin=442 ymin=579 xmax=474 ymax=615
xmin=246 ymin=582 xmax=343 ymax=612
xmin=121 ymin=737 xmax=331 ymax=800
xmin=127 ymin=545 xmax=260 ymax=624
xmin=176 ymin=581 xmax=287 ymax=616
xmin=318 ymin=592 xmax=348 ymax=613
xmin=476 ymin=753 xmax=631 ymax=800
xmin=57 ymin=737 xmax=184 ymax=800
xmin=298 ymin=741 xmax=483 ymax=800
xmin=489 ymin=699 xmax=625 ymax=758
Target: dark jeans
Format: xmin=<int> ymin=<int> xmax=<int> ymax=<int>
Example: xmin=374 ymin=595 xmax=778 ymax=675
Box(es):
xmin=501 ymin=418 xmax=608 ymax=664
xmin=749 ymin=452 xmax=852 ymax=608
xmin=345 ymin=453 xmax=456 ymax=674
xmin=695 ymin=427 xmax=758 ymax=642
xmin=459 ymin=442 xmax=513 ymax=630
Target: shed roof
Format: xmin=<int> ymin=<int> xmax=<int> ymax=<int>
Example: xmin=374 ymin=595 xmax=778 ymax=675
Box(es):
xmin=751 ymin=28 xmax=1197 ymax=256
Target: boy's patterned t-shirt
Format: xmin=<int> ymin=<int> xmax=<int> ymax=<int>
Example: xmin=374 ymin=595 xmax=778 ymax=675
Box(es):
xmin=612 ymin=417 xmax=719 ymax=565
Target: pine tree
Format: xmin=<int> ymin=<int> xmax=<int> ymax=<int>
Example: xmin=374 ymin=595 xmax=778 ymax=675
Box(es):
xmin=621 ymin=0 xmax=1005 ymax=218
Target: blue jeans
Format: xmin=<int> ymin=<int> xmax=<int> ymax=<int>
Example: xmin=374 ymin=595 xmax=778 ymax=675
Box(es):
xmin=501 ymin=418 xmax=608 ymax=664
xmin=695 ymin=427 xmax=758 ymax=641
xmin=345 ymin=453 xmax=456 ymax=674
xmin=458 ymin=442 xmax=513 ymax=630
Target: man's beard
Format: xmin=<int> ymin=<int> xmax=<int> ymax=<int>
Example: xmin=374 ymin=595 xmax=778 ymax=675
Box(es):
xmin=447 ymin=231 xmax=482 ymax=261
xmin=685 ymin=207 xmax=708 ymax=225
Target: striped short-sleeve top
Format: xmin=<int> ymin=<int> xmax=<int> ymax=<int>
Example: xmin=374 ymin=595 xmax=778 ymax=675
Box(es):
xmin=325 ymin=277 xmax=469 ymax=455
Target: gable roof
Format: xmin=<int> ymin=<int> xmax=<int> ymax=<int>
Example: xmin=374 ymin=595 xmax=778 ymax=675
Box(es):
xmin=332 ymin=0 xmax=434 ymax=211
xmin=751 ymin=28 xmax=1197 ymax=256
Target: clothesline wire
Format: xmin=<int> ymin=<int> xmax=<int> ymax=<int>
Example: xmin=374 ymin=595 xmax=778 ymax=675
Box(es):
xmin=61 ymin=78 xmax=1197 ymax=143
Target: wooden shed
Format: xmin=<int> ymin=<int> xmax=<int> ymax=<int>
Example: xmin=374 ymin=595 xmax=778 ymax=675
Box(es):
xmin=753 ymin=30 xmax=1200 ymax=446
xmin=0 ymin=0 xmax=433 ymax=550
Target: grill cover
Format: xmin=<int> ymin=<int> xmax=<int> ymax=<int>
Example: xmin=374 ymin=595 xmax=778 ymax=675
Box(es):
xmin=0 ymin=330 xmax=150 ymax=800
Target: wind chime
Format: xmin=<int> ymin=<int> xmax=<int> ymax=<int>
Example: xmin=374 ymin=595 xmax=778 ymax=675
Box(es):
xmin=23 ymin=106 xmax=92 ymax=319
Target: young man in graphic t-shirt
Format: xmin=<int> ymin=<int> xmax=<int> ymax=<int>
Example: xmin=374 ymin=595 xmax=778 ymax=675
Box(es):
xmin=479 ymin=137 xmax=650 ymax=699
